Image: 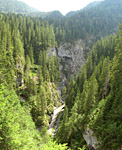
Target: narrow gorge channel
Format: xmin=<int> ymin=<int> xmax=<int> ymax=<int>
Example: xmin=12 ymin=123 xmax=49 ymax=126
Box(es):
xmin=48 ymin=104 xmax=65 ymax=136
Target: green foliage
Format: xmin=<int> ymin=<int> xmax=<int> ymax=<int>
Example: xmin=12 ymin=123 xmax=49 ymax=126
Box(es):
xmin=45 ymin=0 xmax=122 ymax=45
xmin=38 ymin=51 xmax=60 ymax=82
xmin=0 ymin=13 xmax=66 ymax=150
xmin=111 ymin=24 xmax=122 ymax=92
xmin=65 ymin=75 xmax=76 ymax=111
xmin=56 ymin=26 xmax=122 ymax=149
xmin=0 ymin=84 xmax=41 ymax=150
xmin=0 ymin=2 xmax=122 ymax=149
xmin=0 ymin=85 xmax=69 ymax=150
xmin=61 ymin=86 xmax=67 ymax=100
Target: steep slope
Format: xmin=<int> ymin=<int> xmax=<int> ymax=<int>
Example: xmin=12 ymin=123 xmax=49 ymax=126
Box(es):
xmin=45 ymin=0 xmax=122 ymax=79
xmin=48 ymin=39 xmax=86 ymax=79
xmin=0 ymin=13 xmax=69 ymax=150
xmin=0 ymin=0 xmax=64 ymax=18
xmin=48 ymin=104 xmax=65 ymax=136
xmin=0 ymin=0 xmax=122 ymax=149
xmin=56 ymin=26 xmax=122 ymax=149
xmin=83 ymin=1 xmax=103 ymax=10
xmin=46 ymin=0 xmax=122 ymax=44
xmin=66 ymin=1 xmax=103 ymax=17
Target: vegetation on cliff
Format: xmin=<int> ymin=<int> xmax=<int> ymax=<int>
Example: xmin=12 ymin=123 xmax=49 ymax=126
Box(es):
xmin=0 ymin=0 xmax=122 ymax=149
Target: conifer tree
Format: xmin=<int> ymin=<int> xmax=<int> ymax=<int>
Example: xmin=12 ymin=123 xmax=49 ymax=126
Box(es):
xmin=62 ymin=86 xmax=67 ymax=100
xmin=99 ymin=57 xmax=110 ymax=99
xmin=38 ymin=65 xmax=43 ymax=86
xmin=84 ymin=73 xmax=98 ymax=114
xmin=28 ymin=44 xmax=34 ymax=65
xmin=25 ymin=55 xmax=31 ymax=82
xmin=56 ymin=106 xmax=69 ymax=143
xmin=66 ymin=75 xmax=75 ymax=111
xmin=112 ymin=24 xmax=122 ymax=92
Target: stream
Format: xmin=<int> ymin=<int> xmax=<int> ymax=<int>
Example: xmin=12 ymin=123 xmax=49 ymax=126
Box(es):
xmin=48 ymin=104 xmax=65 ymax=136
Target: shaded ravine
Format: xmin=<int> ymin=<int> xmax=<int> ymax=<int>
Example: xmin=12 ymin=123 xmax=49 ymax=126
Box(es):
xmin=48 ymin=104 xmax=65 ymax=136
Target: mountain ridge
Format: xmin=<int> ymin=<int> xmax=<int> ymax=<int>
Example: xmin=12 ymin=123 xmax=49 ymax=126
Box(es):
xmin=0 ymin=0 xmax=39 ymax=14
xmin=0 ymin=0 xmax=105 ymax=17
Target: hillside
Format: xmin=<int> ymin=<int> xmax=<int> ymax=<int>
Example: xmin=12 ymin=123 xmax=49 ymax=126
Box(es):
xmin=0 ymin=0 xmax=122 ymax=150
xmin=45 ymin=0 xmax=122 ymax=44
xmin=66 ymin=1 xmax=102 ymax=17
xmin=56 ymin=27 xmax=122 ymax=149
xmin=0 ymin=0 xmax=39 ymax=14
xmin=83 ymin=1 xmax=103 ymax=10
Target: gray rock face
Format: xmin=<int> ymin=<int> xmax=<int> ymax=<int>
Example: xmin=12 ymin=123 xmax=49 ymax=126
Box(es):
xmin=48 ymin=39 xmax=85 ymax=79
xmin=57 ymin=40 xmax=85 ymax=77
xmin=83 ymin=128 xmax=99 ymax=150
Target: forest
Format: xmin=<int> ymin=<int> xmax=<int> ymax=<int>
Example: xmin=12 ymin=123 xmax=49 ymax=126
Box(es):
xmin=0 ymin=0 xmax=122 ymax=150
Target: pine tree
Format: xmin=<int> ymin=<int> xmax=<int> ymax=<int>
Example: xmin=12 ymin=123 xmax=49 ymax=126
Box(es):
xmin=62 ymin=86 xmax=67 ymax=100
xmin=36 ymin=86 xmax=48 ymax=127
xmin=66 ymin=75 xmax=75 ymax=111
xmin=112 ymin=24 xmax=122 ymax=92
xmin=28 ymin=45 xmax=34 ymax=66
xmin=25 ymin=55 xmax=31 ymax=82
xmin=56 ymin=106 xmax=69 ymax=143
xmin=99 ymin=57 xmax=110 ymax=99
xmin=38 ymin=65 xmax=43 ymax=86
xmin=0 ymin=84 xmax=41 ymax=150
xmin=84 ymin=73 xmax=98 ymax=115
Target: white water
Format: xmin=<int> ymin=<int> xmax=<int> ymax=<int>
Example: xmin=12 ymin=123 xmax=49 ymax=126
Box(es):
xmin=48 ymin=104 xmax=65 ymax=135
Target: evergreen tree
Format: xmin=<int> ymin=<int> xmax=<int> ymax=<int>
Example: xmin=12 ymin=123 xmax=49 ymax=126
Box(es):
xmin=99 ymin=57 xmax=110 ymax=99
xmin=56 ymin=106 xmax=69 ymax=143
xmin=112 ymin=24 xmax=122 ymax=92
xmin=25 ymin=55 xmax=31 ymax=82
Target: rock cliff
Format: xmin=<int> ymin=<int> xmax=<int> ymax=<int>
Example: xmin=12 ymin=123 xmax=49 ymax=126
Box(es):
xmin=58 ymin=39 xmax=85 ymax=78
xmin=48 ymin=39 xmax=86 ymax=79
xmin=83 ymin=128 xmax=99 ymax=150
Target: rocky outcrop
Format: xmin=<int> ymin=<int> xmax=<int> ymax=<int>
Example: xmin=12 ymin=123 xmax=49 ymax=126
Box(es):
xmin=83 ymin=128 xmax=99 ymax=150
xmin=48 ymin=39 xmax=86 ymax=79
xmin=58 ymin=40 xmax=85 ymax=77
